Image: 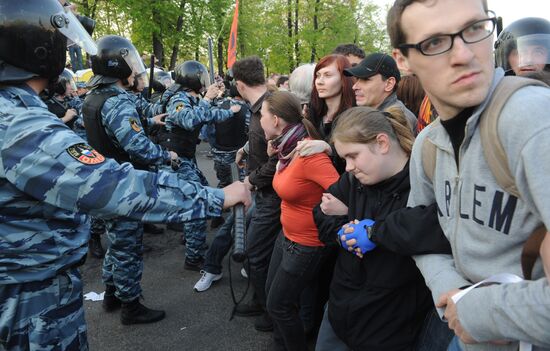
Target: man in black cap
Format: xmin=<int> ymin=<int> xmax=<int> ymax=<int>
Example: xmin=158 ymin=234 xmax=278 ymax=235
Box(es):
xmin=344 ymin=52 xmax=417 ymax=133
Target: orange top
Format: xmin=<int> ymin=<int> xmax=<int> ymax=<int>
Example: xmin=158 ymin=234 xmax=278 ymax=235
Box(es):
xmin=272 ymin=153 xmax=339 ymax=247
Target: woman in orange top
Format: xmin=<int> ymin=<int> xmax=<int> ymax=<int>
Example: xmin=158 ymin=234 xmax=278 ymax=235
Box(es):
xmin=261 ymin=91 xmax=339 ymax=351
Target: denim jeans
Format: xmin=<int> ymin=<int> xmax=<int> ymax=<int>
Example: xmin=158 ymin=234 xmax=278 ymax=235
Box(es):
xmin=203 ymin=197 xmax=256 ymax=275
xmin=246 ymin=189 xmax=281 ymax=308
xmin=68 ymin=45 xmax=84 ymax=71
xmin=315 ymin=305 xmax=350 ymax=351
xmin=266 ymin=233 xmax=326 ymax=351
xmin=414 ymin=308 xmax=454 ymax=351
xmin=447 ymin=337 xmax=463 ymax=351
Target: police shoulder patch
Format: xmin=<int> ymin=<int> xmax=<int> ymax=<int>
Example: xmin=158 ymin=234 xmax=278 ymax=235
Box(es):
xmin=66 ymin=143 xmax=106 ymax=165
xmin=129 ymin=118 xmax=142 ymax=132
xmin=176 ymin=103 xmax=184 ymax=112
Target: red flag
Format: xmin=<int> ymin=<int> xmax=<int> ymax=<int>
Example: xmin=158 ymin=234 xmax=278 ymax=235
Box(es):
xmin=227 ymin=0 xmax=239 ymax=69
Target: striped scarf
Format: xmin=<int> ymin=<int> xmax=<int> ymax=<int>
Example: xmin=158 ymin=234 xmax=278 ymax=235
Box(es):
xmin=274 ymin=123 xmax=307 ymax=171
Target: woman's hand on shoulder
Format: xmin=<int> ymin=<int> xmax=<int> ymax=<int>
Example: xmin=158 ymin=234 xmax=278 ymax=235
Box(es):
xmin=296 ymin=140 xmax=332 ymax=157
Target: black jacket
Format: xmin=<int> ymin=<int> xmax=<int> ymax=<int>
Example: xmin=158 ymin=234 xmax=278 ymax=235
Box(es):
xmin=313 ymin=164 xmax=432 ymax=351
xmin=247 ymin=92 xmax=277 ymax=191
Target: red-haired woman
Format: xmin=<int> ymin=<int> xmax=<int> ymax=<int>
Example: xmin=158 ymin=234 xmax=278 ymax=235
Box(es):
xmin=309 ymin=54 xmax=356 ymax=138
xmin=298 ymin=54 xmax=356 ymax=174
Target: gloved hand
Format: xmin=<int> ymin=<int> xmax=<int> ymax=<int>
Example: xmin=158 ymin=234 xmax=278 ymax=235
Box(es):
xmin=337 ymin=219 xmax=376 ymax=258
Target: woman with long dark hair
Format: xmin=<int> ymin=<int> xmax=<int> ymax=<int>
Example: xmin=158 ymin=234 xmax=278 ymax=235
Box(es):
xmin=261 ymin=91 xmax=339 ymax=351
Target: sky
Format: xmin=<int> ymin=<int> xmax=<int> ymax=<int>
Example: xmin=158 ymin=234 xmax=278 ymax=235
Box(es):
xmin=369 ymin=0 xmax=550 ymax=28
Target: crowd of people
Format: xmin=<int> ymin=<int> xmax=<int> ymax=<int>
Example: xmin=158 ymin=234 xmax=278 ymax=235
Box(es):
xmin=1 ymin=0 xmax=550 ymax=350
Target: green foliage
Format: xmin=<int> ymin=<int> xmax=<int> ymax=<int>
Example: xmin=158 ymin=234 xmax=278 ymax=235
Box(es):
xmin=72 ymin=0 xmax=389 ymax=74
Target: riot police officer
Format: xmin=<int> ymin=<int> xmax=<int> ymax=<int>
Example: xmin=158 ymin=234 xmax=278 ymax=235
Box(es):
xmin=159 ymin=60 xmax=241 ymax=270
xmin=44 ymin=69 xmax=79 ymax=128
xmin=0 ymin=1 xmax=251 ymax=348
xmin=83 ymin=34 xmax=180 ymax=325
xmin=495 ymin=17 xmax=550 ymax=76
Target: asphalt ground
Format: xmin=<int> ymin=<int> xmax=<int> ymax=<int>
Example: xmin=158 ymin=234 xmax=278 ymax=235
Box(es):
xmin=81 ymin=143 xmax=272 ymax=351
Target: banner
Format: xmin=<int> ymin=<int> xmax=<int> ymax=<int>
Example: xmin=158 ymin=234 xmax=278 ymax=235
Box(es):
xmin=227 ymin=0 xmax=239 ymax=69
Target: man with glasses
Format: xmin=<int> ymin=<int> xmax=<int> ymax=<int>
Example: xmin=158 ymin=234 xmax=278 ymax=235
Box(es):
xmin=387 ymin=0 xmax=550 ymax=350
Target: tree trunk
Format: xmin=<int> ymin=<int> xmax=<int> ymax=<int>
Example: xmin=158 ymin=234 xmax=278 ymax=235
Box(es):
xmin=287 ymin=0 xmax=294 ymax=73
xmin=310 ymin=0 xmax=320 ymax=62
xmin=169 ymin=0 xmax=187 ymax=71
xmin=151 ymin=2 xmax=164 ymax=67
xmin=294 ymin=0 xmax=300 ymax=68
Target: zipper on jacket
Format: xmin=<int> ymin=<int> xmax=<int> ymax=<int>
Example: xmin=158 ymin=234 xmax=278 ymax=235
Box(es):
xmin=450 ymin=122 xmax=471 ymax=278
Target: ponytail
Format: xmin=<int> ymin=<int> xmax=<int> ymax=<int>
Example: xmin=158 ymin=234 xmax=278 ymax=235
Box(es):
xmin=331 ymin=106 xmax=415 ymax=156
xmin=384 ymin=106 xmax=414 ymax=156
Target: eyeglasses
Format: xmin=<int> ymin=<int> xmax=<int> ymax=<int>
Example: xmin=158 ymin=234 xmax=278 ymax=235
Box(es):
xmin=398 ymin=17 xmax=497 ymax=56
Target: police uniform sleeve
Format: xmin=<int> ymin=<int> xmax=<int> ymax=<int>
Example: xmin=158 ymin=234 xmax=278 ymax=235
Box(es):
xmin=167 ymin=93 xmax=232 ymax=130
xmin=136 ymin=95 xmax=163 ymax=119
xmin=2 ymin=109 xmax=223 ymax=222
xmin=103 ymin=96 xmax=170 ymax=166
xmin=205 ymin=102 xmax=233 ymax=123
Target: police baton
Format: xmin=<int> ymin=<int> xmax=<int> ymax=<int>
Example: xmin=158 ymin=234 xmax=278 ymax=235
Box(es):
xmin=231 ymin=163 xmax=247 ymax=262
xmin=207 ymin=37 xmax=215 ymax=84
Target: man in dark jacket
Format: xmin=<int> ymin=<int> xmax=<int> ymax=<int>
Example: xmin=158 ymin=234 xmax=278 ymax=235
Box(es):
xmin=231 ymin=56 xmax=281 ymax=331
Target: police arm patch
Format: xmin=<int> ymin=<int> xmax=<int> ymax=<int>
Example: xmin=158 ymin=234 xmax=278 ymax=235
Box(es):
xmin=176 ymin=103 xmax=184 ymax=112
xmin=129 ymin=118 xmax=142 ymax=132
xmin=66 ymin=143 xmax=106 ymax=165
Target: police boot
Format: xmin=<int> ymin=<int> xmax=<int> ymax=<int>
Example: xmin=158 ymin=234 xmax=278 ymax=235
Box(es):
xmin=102 ymin=285 xmax=121 ymax=312
xmin=89 ymin=234 xmax=105 ymax=258
xmin=120 ymin=299 xmax=166 ymax=325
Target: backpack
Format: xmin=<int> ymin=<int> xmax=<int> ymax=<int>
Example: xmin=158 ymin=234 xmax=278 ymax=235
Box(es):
xmin=421 ymin=76 xmax=548 ymax=280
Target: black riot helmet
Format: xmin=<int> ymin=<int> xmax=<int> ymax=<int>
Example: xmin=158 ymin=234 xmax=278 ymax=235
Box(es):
xmin=494 ymin=17 xmax=550 ymax=76
xmin=173 ymin=61 xmax=211 ymax=93
xmin=54 ymin=69 xmax=77 ymax=96
xmin=154 ymin=71 xmax=174 ymax=89
xmin=0 ymin=0 xmax=97 ymax=83
xmin=89 ymin=35 xmax=147 ymax=87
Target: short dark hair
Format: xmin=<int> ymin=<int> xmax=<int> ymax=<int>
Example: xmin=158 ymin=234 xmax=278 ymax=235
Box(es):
xmin=387 ymin=0 xmax=488 ymax=56
xmin=276 ymin=75 xmax=289 ymax=87
xmin=332 ymin=44 xmax=366 ymax=59
xmin=232 ymin=56 xmax=265 ymax=86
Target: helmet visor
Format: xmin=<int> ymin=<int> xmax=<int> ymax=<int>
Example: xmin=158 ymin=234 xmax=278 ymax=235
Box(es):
xmin=135 ymin=72 xmax=150 ymax=91
xmin=517 ymin=34 xmax=550 ymax=71
xmin=122 ymin=47 xmax=147 ymax=81
xmin=199 ymin=70 xmax=211 ymax=93
xmin=54 ymin=8 xmax=98 ymax=55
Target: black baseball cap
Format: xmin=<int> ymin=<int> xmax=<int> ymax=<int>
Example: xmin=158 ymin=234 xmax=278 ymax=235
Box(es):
xmin=344 ymin=53 xmax=401 ymax=82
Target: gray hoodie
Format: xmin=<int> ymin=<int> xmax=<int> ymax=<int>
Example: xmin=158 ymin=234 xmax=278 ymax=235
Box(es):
xmin=409 ymin=68 xmax=550 ymax=351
